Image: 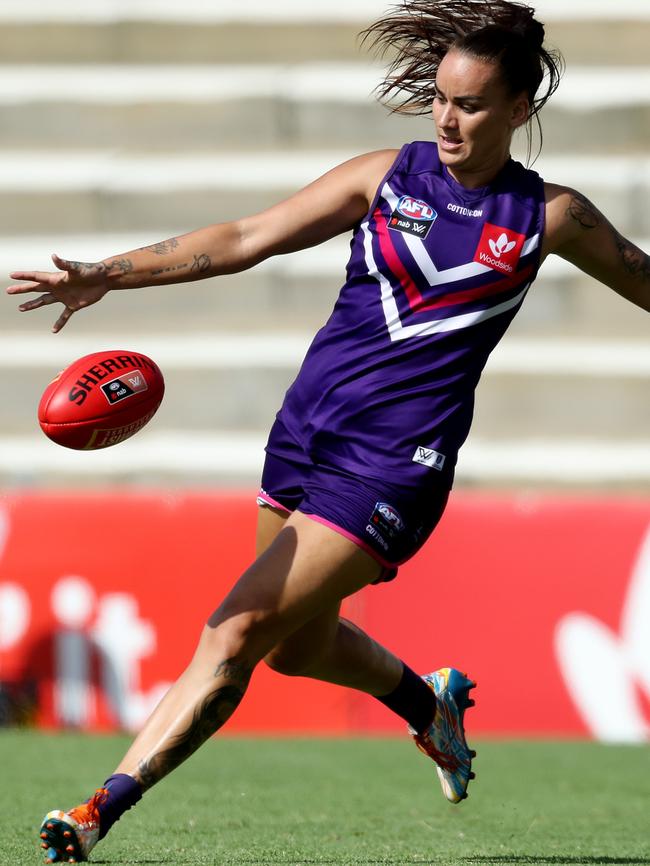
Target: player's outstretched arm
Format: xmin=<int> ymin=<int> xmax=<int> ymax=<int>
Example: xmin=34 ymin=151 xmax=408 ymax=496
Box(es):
xmin=6 ymin=149 xmax=397 ymax=332
xmin=544 ymin=183 xmax=650 ymax=313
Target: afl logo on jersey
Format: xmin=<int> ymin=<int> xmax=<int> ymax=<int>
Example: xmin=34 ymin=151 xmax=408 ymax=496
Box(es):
xmin=389 ymin=196 xmax=438 ymax=239
xmin=397 ymin=196 xmax=436 ymax=221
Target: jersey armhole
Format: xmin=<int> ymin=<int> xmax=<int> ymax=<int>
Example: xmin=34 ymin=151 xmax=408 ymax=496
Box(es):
xmin=362 ymin=143 xmax=410 ymax=223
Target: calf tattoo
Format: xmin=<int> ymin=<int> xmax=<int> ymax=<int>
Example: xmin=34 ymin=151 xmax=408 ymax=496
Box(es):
xmin=136 ymin=657 xmax=252 ymax=790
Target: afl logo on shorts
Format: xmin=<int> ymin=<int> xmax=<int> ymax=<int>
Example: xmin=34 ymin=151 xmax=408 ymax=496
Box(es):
xmin=370 ymin=501 xmax=405 ymax=537
xmin=389 ymin=196 xmax=438 ymax=239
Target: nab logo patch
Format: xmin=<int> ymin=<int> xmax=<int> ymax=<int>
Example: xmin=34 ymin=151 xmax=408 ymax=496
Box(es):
xmin=101 ymin=372 xmax=149 ymax=405
xmin=389 ymin=195 xmax=438 ymax=239
xmin=412 ymin=446 xmax=446 ymax=471
xmin=473 ymin=222 xmax=526 ymax=274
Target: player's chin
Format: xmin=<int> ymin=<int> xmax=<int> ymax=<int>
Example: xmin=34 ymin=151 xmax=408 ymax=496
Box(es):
xmin=435 ymin=140 xmax=468 ymax=165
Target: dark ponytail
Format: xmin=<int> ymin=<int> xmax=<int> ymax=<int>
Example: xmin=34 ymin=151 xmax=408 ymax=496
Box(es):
xmin=361 ymin=0 xmax=564 ymax=162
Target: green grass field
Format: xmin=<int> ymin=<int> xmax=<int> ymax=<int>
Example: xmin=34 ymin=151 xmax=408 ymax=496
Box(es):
xmin=1 ymin=731 xmax=648 ymax=865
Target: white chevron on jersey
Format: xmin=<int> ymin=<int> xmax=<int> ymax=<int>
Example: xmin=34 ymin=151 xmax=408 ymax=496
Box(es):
xmin=381 ymin=181 xmax=540 ymax=288
xmin=361 ymin=219 xmax=531 ymax=342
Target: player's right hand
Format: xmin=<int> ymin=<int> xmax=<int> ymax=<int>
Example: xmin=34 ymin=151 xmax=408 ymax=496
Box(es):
xmin=6 ymin=254 xmax=110 ymax=332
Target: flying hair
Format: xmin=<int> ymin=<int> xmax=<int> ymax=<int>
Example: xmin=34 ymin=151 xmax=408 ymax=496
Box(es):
xmin=360 ymin=0 xmax=565 ymax=163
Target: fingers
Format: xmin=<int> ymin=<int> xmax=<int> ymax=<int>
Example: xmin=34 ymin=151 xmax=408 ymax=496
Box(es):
xmin=52 ymin=307 xmax=74 ymax=333
xmin=17 ymin=293 xmax=59 ymax=312
xmin=52 ymin=253 xmax=73 ymax=271
xmin=6 ymin=273 xmax=60 ymax=292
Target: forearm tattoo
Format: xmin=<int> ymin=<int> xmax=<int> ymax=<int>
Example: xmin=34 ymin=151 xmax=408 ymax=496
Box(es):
xmin=566 ymin=192 xmax=600 ymax=230
xmin=140 ymin=238 xmax=180 ymax=256
xmin=136 ymin=657 xmax=252 ymax=790
xmin=105 ymin=257 xmax=134 ymax=274
xmin=150 ymin=262 xmax=189 ymax=277
xmin=190 ymin=253 xmax=212 ymax=274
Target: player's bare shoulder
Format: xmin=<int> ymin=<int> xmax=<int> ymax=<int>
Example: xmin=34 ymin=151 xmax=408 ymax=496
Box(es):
xmin=336 ymin=148 xmax=401 ymax=204
xmin=542 ymin=182 xmax=602 ymax=258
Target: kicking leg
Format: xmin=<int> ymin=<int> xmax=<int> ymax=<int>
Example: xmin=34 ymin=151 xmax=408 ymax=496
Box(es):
xmin=40 ymin=512 xmax=383 ymax=863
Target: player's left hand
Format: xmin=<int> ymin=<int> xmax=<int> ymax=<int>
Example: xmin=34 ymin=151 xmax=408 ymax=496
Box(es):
xmin=6 ymin=254 xmax=111 ymax=332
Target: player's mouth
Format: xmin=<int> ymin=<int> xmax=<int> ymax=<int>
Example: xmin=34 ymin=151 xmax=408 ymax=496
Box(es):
xmin=438 ymin=135 xmax=464 ymax=153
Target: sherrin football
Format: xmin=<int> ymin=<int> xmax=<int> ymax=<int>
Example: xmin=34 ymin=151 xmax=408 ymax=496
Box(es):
xmin=38 ymin=350 xmax=165 ymax=450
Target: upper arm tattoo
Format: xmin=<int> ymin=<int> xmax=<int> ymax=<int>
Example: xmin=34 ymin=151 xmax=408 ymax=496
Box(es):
xmin=566 ymin=192 xmax=600 ymax=230
xmin=567 ymin=192 xmax=650 ymax=287
xmin=614 ymin=231 xmax=650 ymax=283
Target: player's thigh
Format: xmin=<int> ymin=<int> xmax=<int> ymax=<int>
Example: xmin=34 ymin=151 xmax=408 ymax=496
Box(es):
xmin=208 ymin=510 xmax=381 ymax=660
xmin=263 ymin=601 xmax=341 ymax=673
xmin=256 ymin=503 xmax=290 ymax=556
xmin=258 ymin=506 xmax=342 ymax=672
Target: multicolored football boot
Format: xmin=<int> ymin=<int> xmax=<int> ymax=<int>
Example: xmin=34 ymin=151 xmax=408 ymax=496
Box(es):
xmin=39 ymin=789 xmax=107 ymax=863
xmin=409 ymin=667 xmax=476 ymax=803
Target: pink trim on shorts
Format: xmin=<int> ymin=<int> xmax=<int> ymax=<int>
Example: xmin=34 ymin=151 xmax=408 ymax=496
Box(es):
xmin=300 ymin=512 xmax=396 ymax=571
xmin=256 ymin=490 xmax=292 ymax=514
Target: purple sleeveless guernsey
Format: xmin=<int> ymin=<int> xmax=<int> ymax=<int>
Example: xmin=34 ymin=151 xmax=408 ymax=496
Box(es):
xmin=272 ymin=141 xmax=546 ymax=486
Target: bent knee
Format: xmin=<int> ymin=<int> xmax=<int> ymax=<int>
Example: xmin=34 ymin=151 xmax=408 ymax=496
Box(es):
xmin=263 ymin=645 xmax=318 ymax=677
xmin=200 ymin=609 xmax=273 ymax=666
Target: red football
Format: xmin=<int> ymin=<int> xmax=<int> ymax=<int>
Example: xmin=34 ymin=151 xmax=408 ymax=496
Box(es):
xmin=38 ymin=350 xmax=165 ymax=450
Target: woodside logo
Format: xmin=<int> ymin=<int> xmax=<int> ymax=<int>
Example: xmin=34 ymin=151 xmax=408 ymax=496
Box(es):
xmin=473 ymin=222 xmax=526 ymax=274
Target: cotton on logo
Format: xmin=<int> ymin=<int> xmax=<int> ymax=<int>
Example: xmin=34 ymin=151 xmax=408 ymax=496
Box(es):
xmin=473 ymin=222 xmax=525 ymax=274
xmin=555 ymin=527 xmax=650 ymax=742
xmin=489 ymin=233 xmax=517 ymax=258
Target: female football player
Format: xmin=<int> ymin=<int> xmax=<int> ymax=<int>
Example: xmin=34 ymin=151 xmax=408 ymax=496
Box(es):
xmin=7 ymin=1 xmax=649 ymax=861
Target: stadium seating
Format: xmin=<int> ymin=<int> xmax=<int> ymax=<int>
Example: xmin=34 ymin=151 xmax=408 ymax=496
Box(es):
xmin=0 ymin=2 xmax=648 ymax=487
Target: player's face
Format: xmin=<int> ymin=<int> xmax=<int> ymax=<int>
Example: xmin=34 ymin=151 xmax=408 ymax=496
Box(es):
xmin=432 ymin=50 xmax=529 ymax=187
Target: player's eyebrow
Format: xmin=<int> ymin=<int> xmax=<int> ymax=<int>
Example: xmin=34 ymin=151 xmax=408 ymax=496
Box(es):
xmin=434 ymin=82 xmax=484 ymax=103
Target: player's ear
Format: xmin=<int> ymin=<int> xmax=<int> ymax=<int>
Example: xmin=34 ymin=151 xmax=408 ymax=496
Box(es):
xmin=510 ymin=94 xmax=529 ymax=129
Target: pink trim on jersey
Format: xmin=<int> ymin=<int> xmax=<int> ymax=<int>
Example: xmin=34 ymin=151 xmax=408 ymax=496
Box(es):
xmin=301 ymin=512 xmax=396 ymax=570
xmin=374 ymin=204 xmax=535 ymax=316
xmin=256 ymin=490 xmax=292 ymax=513
xmin=373 ymin=206 xmax=427 ymax=311
xmin=420 ymin=262 xmax=535 ymax=312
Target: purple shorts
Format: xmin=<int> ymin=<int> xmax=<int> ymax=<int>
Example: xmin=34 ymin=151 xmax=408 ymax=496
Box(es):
xmin=258 ymin=417 xmax=450 ymax=582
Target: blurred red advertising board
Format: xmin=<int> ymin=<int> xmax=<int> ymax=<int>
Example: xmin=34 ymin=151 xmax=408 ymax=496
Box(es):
xmin=0 ymin=491 xmax=648 ymax=740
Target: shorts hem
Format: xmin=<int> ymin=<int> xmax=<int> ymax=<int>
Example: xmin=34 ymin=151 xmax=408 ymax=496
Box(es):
xmin=257 ymin=491 xmax=292 ymax=514
xmin=300 ymin=510 xmax=398 ymax=571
